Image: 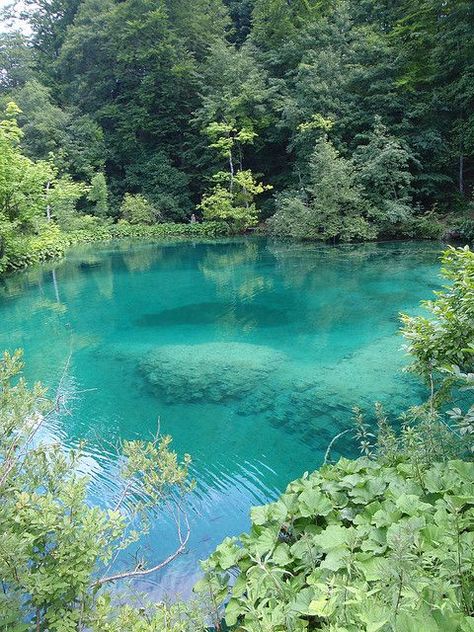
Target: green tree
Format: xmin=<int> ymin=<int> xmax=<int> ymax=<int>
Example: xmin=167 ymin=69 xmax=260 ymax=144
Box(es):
xmin=0 ymin=102 xmax=53 ymax=229
xmin=0 ymin=349 xmax=201 ymax=630
xmin=353 ymin=117 xmax=415 ymax=226
xmin=124 ymin=151 xmax=192 ymax=222
xmin=388 ymin=0 xmax=474 ymax=206
xmin=11 ymin=79 xmax=69 ymax=158
xmin=87 ymin=172 xmax=109 ymax=217
xmin=9 ymin=79 xmax=105 ymax=181
xmin=0 ymin=32 xmax=35 ymax=92
xmin=269 ymin=137 xmax=377 ymax=242
xmin=251 ymin=0 xmax=330 ymax=51
xmin=199 ymin=121 xmax=271 ymax=229
xmin=18 ymin=0 xmax=82 ymax=83
xmin=47 ymin=175 xmax=86 ymax=226
xmin=120 ymin=193 xmax=161 ymax=225
xmin=55 ymin=0 xmax=229 ymax=215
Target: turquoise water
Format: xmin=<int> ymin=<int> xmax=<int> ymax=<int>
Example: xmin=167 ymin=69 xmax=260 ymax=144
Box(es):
xmin=0 ymin=238 xmax=442 ymax=596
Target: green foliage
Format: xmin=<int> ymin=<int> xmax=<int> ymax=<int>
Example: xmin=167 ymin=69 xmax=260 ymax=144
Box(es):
xmin=0 ymin=102 xmax=53 ymax=230
xmin=0 ymin=349 xmax=198 ymax=630
xmin=110 ymin=219 xmax=232 ymax=240
xmin=199 ymin=176 xmax=267 ymax=230
xmin=120 ymin=193 xmax=160 ymax=225
xmin=87 ymin=172 xmax=108 ymax=217
xmin=353 ymin=117 xmax=415 ymax=225
xmin=90 ymin=597 xmax=208 ymax=632
xmin=457 ymin=219 xmax=474 ymax=243
xmin=401 ymin=246 xmax=474 ymax=390
xmin=0 ymin=223 xmax=69 ymax=273
xmin=3 ymin=0 xmax=473 ymax=233
xmin=199 ymin=457 xmax=474 ymax=631
xmin=47 ymin=176 xmax=86 ymax=226
xmin=199 ymin=121 xmax=271 ymax=230
xmin=384 ymin=213 xmax=445 ymax=241
xmin=0 ymin=214 xmax=233 ymax=274
xmin=0 ymin=32 xmax=35 ymax=91
xmin=124 ymin=151 xmax=193 ymax=222
xmin=269 ymin=137 xmax=377 ymax=242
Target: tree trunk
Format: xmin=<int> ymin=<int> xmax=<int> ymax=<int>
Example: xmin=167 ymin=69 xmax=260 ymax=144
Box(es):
xmin=229 ymin=151 xmax=234 ymax=192
xmin=459 ymin=153 xmax=464 ymax=195
xmin=46 ymin=181 xmax=51 ymax=221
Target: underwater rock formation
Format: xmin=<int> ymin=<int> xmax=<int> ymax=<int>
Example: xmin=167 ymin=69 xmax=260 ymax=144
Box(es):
xmin=141 ymin=342 xmax=287 ymax=404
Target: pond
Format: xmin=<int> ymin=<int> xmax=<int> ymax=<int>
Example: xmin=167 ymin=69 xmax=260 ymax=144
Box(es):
xmin=0 ymin=237 xmax=443 ymax=597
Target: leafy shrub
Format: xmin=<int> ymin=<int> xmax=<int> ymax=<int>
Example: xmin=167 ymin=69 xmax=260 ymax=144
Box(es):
xmin=1 ymin=223 xmax=69 ymax=272
xmin=0 ymin=350 xmax=197 ymax=630
xmin=401 ymin=246 xmax=474 ymax=388
xmin=198 ymin=184 xmax=260 ymax=230
xmin=87 ymin=172 xmax=109 ymax=217
xmin=110 ymin=220 xmax=232 ymax=239
xmin=268 ymin=138 xmax=378 ymax=243
xmin=381 ymin=214 xmax=445 ymax=240
xmin=198 ymin=457 xmax=474 ymax=631
xmin=120 ymin=193 xmax=162 ymax=225
xmin=457 ymin=219 xmax=474 ymax=242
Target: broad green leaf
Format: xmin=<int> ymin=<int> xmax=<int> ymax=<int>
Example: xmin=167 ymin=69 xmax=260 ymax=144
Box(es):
xmin=299 ymin=488 xmax=333 ymax=517
xmin=313 ymin=524 xmax=353 ymax=550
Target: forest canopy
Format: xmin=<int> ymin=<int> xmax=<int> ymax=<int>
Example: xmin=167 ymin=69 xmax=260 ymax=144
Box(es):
xmin=0 ymin=0 xmax=473 ymax=241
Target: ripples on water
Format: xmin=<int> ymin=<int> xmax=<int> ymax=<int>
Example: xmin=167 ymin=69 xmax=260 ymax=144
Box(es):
xmin=0 ymin=238 xmax=443 ymax=596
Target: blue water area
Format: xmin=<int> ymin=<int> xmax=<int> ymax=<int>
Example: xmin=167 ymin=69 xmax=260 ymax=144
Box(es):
xmin=0 ymin=238 xmax=443 ymax=597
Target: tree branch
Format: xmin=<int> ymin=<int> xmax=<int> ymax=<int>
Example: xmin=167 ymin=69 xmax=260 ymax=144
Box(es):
xmin=96 ymin=510 xmax=190 ymax=586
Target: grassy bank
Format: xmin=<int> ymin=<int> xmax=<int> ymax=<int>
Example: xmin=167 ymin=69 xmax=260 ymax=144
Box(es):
xmin=0 ymin=220 xmax=233 ymax=274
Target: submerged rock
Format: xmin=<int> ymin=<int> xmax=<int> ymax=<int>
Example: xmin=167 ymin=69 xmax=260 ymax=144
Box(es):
xmin=141 ymin=342 xmax=286 ymax=404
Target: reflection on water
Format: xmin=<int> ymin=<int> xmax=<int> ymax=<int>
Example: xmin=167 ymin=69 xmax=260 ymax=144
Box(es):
xmin=0 ymin=238 xmax=443 ymax=596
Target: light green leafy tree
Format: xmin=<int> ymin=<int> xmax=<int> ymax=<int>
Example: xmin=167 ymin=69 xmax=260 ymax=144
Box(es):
xmin=47 ymin=175 xmax=86 ymax=228
xmin=199 ymin=122 xmax=271 ymax=230
xmin=0 ymin=102 xmax=53 ymax=230
xmin=87 ymin=172 xmax=109 ymax=217
xmin=120 ymin=193 xmax=162 ymax=225
xmin=0 ymin=349 xmax=204 ymax=630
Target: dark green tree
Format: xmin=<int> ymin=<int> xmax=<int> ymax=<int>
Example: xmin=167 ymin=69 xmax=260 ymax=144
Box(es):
xmin=353 ymin=117 xmax=415 ymax=226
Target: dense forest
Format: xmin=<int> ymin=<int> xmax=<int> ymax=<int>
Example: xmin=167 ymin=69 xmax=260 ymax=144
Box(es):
xmin=1 ymin=1 xmax=474 ymax=630
xmin=1 ymin=0 xmax=474 ymax=245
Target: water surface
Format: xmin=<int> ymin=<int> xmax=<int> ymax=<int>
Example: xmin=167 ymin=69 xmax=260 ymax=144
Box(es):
xmin=0 ymin=238 xmax=442 ymax=596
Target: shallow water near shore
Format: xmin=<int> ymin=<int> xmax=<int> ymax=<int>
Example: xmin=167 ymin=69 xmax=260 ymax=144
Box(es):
xmin=0 ymin=237 xmax=443 ymax=597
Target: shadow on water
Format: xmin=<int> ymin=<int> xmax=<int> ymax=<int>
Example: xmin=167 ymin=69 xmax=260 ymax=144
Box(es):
xmin=136 ymin=301 xmax=296 ymax=328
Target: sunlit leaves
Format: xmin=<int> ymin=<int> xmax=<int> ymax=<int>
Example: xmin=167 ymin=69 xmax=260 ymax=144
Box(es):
xmin=198 ymin=456 xmax=474 ymax=631
xmin=0 ymin=351 xmax=197 ymax=629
